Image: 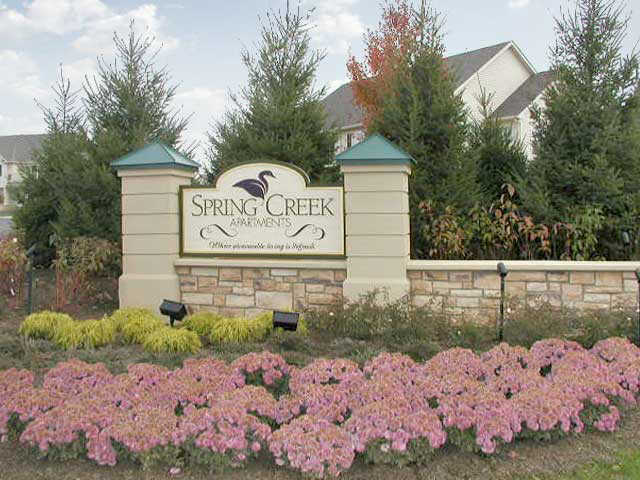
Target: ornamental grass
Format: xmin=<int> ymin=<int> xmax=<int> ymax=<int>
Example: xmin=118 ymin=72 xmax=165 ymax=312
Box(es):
xmin=2 ymin=342 xmax=640 ymax=477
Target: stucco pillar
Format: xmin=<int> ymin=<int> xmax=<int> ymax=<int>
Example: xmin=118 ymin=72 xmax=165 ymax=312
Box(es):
xmin=337 ymin=134 xmax=413 ymax=302
xmin=112 ymin=143 xmax=198 ymax=310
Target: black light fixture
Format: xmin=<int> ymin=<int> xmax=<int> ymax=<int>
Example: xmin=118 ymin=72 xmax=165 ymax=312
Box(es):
xmin=160 ymin=300 xmax=187 ymax=327
xmin=497 ymin=262 xmax=509 ymax=342
xmin=635 ymin=269 xmax=640 ymax=347
xmin=273 ymin=311 xmax=300 ymax=331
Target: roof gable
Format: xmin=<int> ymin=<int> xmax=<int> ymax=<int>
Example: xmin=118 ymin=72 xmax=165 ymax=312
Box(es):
xmin=0 ymin=134 xmax=46 ymax=164
xmin=494 ymin=71 xmax=554 ymax=118
xmin=321 ymin=41 xmax=525 ymax=130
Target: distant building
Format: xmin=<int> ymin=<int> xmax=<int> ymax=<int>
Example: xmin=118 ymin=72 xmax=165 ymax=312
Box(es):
xmin=0 ymin=134 xmax=46 ymax=206
xmin=322 ymin=41 xmax=553 ymax=159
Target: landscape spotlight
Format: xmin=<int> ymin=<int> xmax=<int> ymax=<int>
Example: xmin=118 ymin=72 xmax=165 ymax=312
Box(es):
xmin=497 ymin=262 xmax=509 ymax=342
xmin=160 ymin=300 xmax=187 ymax=327
xmin=273 ymin=311 xmax=300 ymax=331
xmin=497 ymin=262 xmax=508 ymax=278
xmin=623 ymin=231 xmax=631 ymax=246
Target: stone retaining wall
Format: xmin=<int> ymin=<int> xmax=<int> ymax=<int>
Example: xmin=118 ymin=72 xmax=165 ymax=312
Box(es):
xmin=175 ymin=262 xmax=345 ymax=317
xmin=408 ymin=261 xmax=638 ymax=319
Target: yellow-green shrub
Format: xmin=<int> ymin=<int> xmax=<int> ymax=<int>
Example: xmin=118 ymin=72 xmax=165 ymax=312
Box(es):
xmin=82 ymin=319 xmax=117 ymax=348
xmin=19 ymin=311 xmax=74 ymax=340
xmin=181 ymin=312 xmax=222 ymax=337
xmin=142 ymin=327 xmax=201 ymax=354
xmin=121 ymin=312 xmax=165 ymax=344
xmin=52 ymin=319 xmax=117 ymax=350
xmin=209 ymin=313 xmax=273 ymax=344
xmin=108 ymin=307 xmax=157 ymax=332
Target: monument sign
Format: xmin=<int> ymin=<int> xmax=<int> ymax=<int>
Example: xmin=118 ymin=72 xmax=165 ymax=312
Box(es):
xmin=180 ymin=162 xmax=344 ymax=257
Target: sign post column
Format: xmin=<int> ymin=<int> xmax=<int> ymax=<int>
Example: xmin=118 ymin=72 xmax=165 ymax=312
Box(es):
xmin=336 ymin=134 xmax=414 ymax=302
xmin=111 ymin=143 xmax=199 ymax=310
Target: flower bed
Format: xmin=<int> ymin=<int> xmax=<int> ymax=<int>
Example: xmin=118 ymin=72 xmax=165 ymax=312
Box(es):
xmin=1 ymin=339 xmax=640 ymax=477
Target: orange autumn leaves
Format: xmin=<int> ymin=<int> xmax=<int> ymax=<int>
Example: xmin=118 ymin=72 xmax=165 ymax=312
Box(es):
xmin=347 ymin=0 xmax=441 ymax=130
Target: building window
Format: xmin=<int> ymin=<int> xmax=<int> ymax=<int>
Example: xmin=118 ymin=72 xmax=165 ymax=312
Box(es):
xmin=347 ymin=133 xmax=354 ymax=149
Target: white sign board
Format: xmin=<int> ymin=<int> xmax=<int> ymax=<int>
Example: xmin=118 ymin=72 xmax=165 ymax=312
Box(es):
xmin=181 ymin=162 xmax=344 ymax=257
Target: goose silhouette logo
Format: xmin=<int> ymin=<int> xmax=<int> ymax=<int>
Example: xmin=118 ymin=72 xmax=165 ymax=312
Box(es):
xmin=232 ymin=170 xmax=276 ymax=199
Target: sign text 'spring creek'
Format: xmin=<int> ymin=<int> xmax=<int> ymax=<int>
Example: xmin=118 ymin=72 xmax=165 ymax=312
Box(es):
xmin=190 ymin=193 xmax=336 ymax=217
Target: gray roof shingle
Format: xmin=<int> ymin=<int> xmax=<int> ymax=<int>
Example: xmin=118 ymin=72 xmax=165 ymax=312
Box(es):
xmin=322 ymin=41 xmax=518 ymax=129
xmin=493 ymin=71 xmax=554 ymax=118
xmin=0 ymin=134 xmax=46 ymax=164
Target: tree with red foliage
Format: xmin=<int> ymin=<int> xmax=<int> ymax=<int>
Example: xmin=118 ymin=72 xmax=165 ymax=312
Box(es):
xmin=347 ymin=0 xmax=477 ymax=258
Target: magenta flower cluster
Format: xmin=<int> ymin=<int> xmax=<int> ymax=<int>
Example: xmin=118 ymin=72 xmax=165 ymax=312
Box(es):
xmin=1 ymin=341 xmax=640 ymax=477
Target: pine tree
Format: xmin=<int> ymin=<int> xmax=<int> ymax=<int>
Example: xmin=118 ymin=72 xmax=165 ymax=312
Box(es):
xmin=13 ymin=24 xmax=190 ymax=260
xmin=205 ymin=1 xmax=338 ymax=183
xmin=521 ymin=0 xmax=640 ymax=224
xmin=470 ymin=89 xmax=527 ymax=203
xmin=353 ymin=0 xmax=475 ymax=258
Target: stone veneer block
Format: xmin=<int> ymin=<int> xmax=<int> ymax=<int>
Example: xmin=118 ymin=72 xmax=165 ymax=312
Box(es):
xmin=450 ymin=272 xmax=472 ymax=282
xmin=562 ymin=283 xmax=582 ymax=300
xmin=271 ymin=269 xmax=298 ymax=277
xmin=175 ymin=266 xmax=190 ymax=275
xmin=473 ymin=272 xmax=499 ymax=289
xmin=192 ymin=267 xmax=219 ymax=277
xmin=583 ymin=293 xmax=610 ymax=304
xmin=507 ymin=271 xmax=546 ymax=282
xmin=548 ymin=271 xmax=569 ymax=282
xmin=226 ymin=295 xmax=255 ymax=308
xmin=243 ymin=269 xmax=269 ymax=279
xmin=526 ymin=282 xmax=548 ymax=292
xmin=182 ymin=293 xmax=213 ymax=305
xmin=624 ymin=280 xmax=637 ymax=292
xmin=219 ymin=268 xmax=242 ymax=281
xmin=424 ymin=271 xmax=449 ymax=281
xmin=407 ymin=271 xmax=423 ymax=280
xmin=335 ymin=270 xmax=347 ymax=282
xmin=308 ymin=294 xmax=338 ymax=305
xmin=571 ymin=272 xmax=595 ymax=284
xmin=299 ymin=270 xmax=335 ymax=282
xmin=451 ymin=289 xmax=483 ymax=297
xmin=255 ymin=278 xmax=278 ymax=290
xmin=256 ymin=291 xmax=293 ymax=310
xmin=596 ymin=272 xmax=622 ymax=286
xmin=198 ymin=276 xmax=217 ymax=290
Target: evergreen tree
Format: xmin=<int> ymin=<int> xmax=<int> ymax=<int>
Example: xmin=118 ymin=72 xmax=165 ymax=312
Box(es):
xmin=521 ymin=0 xmax=640 ymax=226
xmin=205 ymin=1 xmax=338 ymax=183
xmin=13 ymin=23 xmax=190 ymax=259
xmin=355 ymin=0 xmax=475 ymax=257
xmin=12 ymin=71 xmax=91 ymax=262
xmin=470 ymin=89 xmax=527 ymax=203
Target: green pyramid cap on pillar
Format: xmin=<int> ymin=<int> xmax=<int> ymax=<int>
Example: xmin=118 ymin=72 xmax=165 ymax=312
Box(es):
xmin=111 ymin=142 xmax=200 ymax=171
xmin=335 ymin=133 xmax=415 ymax=166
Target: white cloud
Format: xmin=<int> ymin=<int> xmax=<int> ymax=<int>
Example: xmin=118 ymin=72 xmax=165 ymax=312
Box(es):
xmin=0 ymin=50 xmax=48 ymax=99
xmin=72 ymin=4 xmax=179 ymax=55
xmin=308 ymin=0 xmax=365 ymax=55
xmin=326 ymin=77 xmax=349 ymax=94
xmin=508 ymin=0 xmax=531 ymax=8
xmin=0 ymin=1 xmax=178 ymax=55
xmin=174 ymin=87 xmax=229 ymax=163
xmin=61 ymin=57 xmax=95 ymax=88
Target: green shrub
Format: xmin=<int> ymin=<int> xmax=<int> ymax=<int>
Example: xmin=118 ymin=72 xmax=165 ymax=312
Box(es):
xmin=108 ymin=307 xmax=157 ymax=332
xmin=142 ymin=327 xmax=202 ymax=354
xmin=121 ymin=315 xmax=165 ymax=344
xmin=181 ymin=311 xmax=222 ymax=337
xmin=210 ymin=313 xmax=273 ymax=344
xmin=52 ymin=318 xmax=117 ymax=350
xmin=19 ymin=311 xmax=74 ymax=340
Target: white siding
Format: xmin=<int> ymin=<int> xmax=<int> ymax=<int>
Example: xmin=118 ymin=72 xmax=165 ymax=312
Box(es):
xmin=517 ymin=93 xmax=546 ymax=161
xmin=336 ymin=127 xmax=366 ymax=154
xmin=459 ymin=45 xmax=533 ymax=122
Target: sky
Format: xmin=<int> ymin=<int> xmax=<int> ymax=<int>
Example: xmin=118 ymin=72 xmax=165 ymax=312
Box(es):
xmin=1 ymin=0 xmax=639 ymax=163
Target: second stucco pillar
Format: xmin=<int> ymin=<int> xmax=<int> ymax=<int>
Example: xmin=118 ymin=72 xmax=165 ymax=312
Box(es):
xmin=337 ymin=134 xmax=413 ymax=302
